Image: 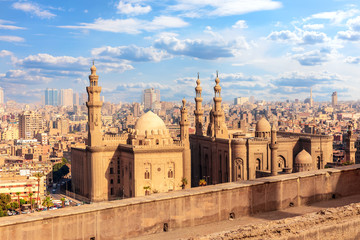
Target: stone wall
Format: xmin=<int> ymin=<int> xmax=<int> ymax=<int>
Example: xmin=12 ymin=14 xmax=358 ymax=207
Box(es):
xmin=1 ymin=165 xmax=360 ymax=240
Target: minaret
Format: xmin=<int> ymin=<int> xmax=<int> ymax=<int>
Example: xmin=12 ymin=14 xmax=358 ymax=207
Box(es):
xmin=180 ymin=98 xmax=189 ymax=146
xmin=212 ymin=71 xmax=228 ymax=138
xmin=345 ymin=123 xmax=356 ymax=163
xmin=270 ymin=124 xmax=278 ymax=176
xmin=86 ymin=62 xmax=103 ymax=147
xmin=194 ymin=73 xmax=204 ymax=136
xmin=180 ymin=98 xmax=191 ymax=188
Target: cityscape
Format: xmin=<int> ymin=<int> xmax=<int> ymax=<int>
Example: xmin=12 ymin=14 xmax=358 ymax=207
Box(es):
xmin=1 ymin=0 xmax=360 ymax=239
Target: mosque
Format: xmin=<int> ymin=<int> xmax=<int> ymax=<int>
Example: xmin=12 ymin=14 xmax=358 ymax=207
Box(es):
xmin=71 ymin=64 xmax=349 ymax=202
xmin=71 ymin=64 xmax=191 ymax=202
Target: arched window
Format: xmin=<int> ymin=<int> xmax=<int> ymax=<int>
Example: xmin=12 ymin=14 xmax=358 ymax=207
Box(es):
xmin=317 ymin=156 xmax=321 ymax=169
xmin=145 ymin=170 xmax=150 ymax=179
xmin=256 ymin=158 xmax=261 ymax=170
xmin=168 ymin=169 xmax=174 ymax=178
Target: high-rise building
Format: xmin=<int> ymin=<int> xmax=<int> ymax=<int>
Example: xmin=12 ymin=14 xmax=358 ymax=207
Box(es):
xmin=142 ymin=88 xmax=160 ymax=110
xmin=80 ymin=93 xmax=87 ymax=105
xmin=73 ymin=92 xmax=79 ymax=105
xmin=45 ymin=88 xmax=59 ymax=106
xmin=0 ymin=87 xmax=4 ymax=105
xmin=59 ymin=89 xmax=73 ymax=106
xmin=234 ymin=97 xmax=249 ymax=105
xmin=133 ymin=102 xmax=140 ymax=117
xmin=332 ymin=92 xmax=338 ymax=107
xmin=19 ymin=111 xmax=44 ymax=139
xmin=310 ymin=88 xmax=313 ymax=108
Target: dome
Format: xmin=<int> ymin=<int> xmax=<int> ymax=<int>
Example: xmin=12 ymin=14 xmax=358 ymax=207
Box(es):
xmin=256 ymin=117 xmax=271 ymax=132
xmin=295 ymin=149 xmax=312 ymax=165
xmin=134 ymin=111 xmax=167 ymax=136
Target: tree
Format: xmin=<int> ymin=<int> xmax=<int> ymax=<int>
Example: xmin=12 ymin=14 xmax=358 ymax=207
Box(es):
xmin=60 ymin=197 xmax=65 ymax=208
xmin=33 ymin=172 xmax=44 ymax=207
xmin=181 ymin=177 xmax=188 ymax=189
xmin=199 ymin=179 xmax=207 ymax=186
xmin=28 ymin=193 xmax=33 ymax=210
xmin=15 ymin=192 xmax=21 ymax=213
xmin=42 ymin=196 xmax=54 ymax=210
xmin=143 ymin=186 xmax=151 ymax=195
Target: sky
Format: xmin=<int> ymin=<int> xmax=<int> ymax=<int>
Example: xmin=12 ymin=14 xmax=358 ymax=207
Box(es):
xmin=1 ymin=0 xmax=360 ymax=104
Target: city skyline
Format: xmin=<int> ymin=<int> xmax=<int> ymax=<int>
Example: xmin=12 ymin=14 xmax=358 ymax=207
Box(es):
xmin=1 ymin=0 xmax=360 ymax=103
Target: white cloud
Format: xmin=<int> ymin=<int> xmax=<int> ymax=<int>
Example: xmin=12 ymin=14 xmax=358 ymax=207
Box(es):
xmin=169 ymin=0 xmax=282 ymax=17
xmin=1 ymin=69 xmax=51 ymax=84
xmin=0 ymin=36 xmax=25 ymax=42
xmin=303 ymin=24 xmax=324 ymax=30
xmin=292 ymin=48 xmax=337 ymax=66
xmin=153 ymin=33 xmax=248 ymax=59
xmin=232 ymin=20 xmax=248 ymax=29
xmin=347 ymin=16 xmax=360 ymax=31
xmin=0 ymin=19 xmax=26 ymax=30
xmin=268 ymin=30 xmax=328 ymax=45
xmin=91 ymin=45 xmax=170 ymax=62
xmin=12 ymin=2 xmax=56 ymax=19
xmin=300 ymin=31 xmax=329 ymax=45
xmin=116 ymin=0 xmax=151 ymax=15
xmin=345 ymin=56 xmax=360 ymax=64
xmin=267 ymin=30 xmax=299 ymax=42
xmin=0 ymin=50 xmax=13 ymax=57
xmin=308 ymin=9 xmax=358 ymax=24
xmin=59 ymin=16 xmax=188 ymax=34
xmin=337 ymin=30 xmax=360 ymax=41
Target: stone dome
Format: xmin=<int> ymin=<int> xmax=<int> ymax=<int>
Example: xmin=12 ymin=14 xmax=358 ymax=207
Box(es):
xmin=295 ymin=149 xmax=313 ymax=165
xmin=256 ymin=117 xmax=271 ymax=132
xmin=134 ymin=111 xmax=167 ymax=136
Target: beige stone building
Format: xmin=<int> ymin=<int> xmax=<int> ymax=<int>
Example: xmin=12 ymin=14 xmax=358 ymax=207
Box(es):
xmin=190 ymin=74 xmax=334 ymax=186
xmin=71 ymin=64 xmax=191 ymax=202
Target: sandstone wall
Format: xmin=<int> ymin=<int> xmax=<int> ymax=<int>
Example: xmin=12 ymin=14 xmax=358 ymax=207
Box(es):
xmin=1 ymin=165 xmax=360 ymax=240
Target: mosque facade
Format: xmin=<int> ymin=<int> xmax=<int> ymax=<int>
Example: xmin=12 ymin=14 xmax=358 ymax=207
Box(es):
xmin=71 ymin=64 xmax=191 ymax=202
xmin=189 ymin=74 xmax=336 ymax=186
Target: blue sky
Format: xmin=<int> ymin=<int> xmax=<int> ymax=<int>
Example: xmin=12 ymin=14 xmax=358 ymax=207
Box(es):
xmin=1 ymin=0 xmax=360 ymax=103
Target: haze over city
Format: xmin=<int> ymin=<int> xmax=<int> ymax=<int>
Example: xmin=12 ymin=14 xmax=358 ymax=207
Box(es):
xmin=1 ymin=0 xmax=360 ymax=103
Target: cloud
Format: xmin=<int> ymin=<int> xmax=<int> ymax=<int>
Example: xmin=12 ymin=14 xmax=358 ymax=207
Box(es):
xmin=59 ymin=16 xmax=188 ymax=34
xmin=345 ymin=56 xmax=360 ymax=64
xmin=12 ymin=2 xmax=56 ymax=19
xmin=92 ymin=45 xmax=170 ymax=62
xmin=347 ymin=16 xmax=360 ymax=31
xmin=116 ymin=0 xmax=151 ymax=15
xmin=303 ymin=24 xmax=324 ymax=30
xmin=308 ymin=9 xmax=358 ymax=24
xmin=232 ymin=20 xmax=248 ymax=29
xmin=0 ymin=36 xmax=25 ymax=42
xmin=267 ymin=30 xmax=299 ymax=42
xmin=336 ymin=30 xmax=360 ymax=41
xmin=169 ymin=0 xmax=282 ymax=18
xmin=268 ymin=30 xmax=328 ymax=45
xmin=0 ymin=69 xmax=51 ymax=85
xmin=0 ymin=19 xmax=26 ymax=30
xmin=292 ymin=48 xmax=336 ymax=66
xmin=153 ymin=34 xmax=248 ymax=59
xmin=300 ymin=31 xmax=329 ymax=45
xmin=273 ymin=71 xmax=343 ymax=88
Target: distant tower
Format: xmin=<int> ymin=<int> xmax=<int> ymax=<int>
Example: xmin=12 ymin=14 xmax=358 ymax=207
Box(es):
xmin=207 ymin=71 xmax=228 ymax=138
xmin=0 ymin=87 xmax=4 ymax=105
xmin=86 ymin=63 xmax=103 ymax=147
xmin=180 ymin=98 xmax=191 ymax=188
xmin=194 ymin=73 xmax=204 ymax=136
xmin=270 ymin=124 xmax=278 ymax=176
xmin=332 ymin=92 xmax=338 ymax=107
xmin=345 ymin=123 xmax=356 ymax=163
xmin=310 ymin=88 xmax=313 ymax=108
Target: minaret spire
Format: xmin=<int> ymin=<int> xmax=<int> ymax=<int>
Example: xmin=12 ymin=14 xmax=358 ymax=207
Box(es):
xmin=86 ymin=63 xmax=103 ymax=146
xmin=270 ymin=123 xmax=279 ymax=176
xmin=194 ymin=73 xmax=203 ymax=136
xmin=180 ymin=98 xmax=191 ymax=188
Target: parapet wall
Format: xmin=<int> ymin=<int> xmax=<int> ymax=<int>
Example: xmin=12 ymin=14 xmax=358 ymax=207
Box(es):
xmin=1 ymin=165 xmax=360 ymax=240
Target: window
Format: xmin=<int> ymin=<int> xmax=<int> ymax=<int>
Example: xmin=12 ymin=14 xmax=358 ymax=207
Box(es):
xmin=110 ymin=188 xmax=114 ymax=195
xmin=110 ymin=168 xmax=114 ymax=174
xmin=117 ymin=169 xmax=120 ymax=174
xmin=117 ymin=178 xmax=120 ymax=184
xmin=110 ymin=179 xmax=113 ymax=184
xmin=168 ymin=169 xmax=174 ymax=178
xmin=145 ymin=170 xmax=150 ymax=179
